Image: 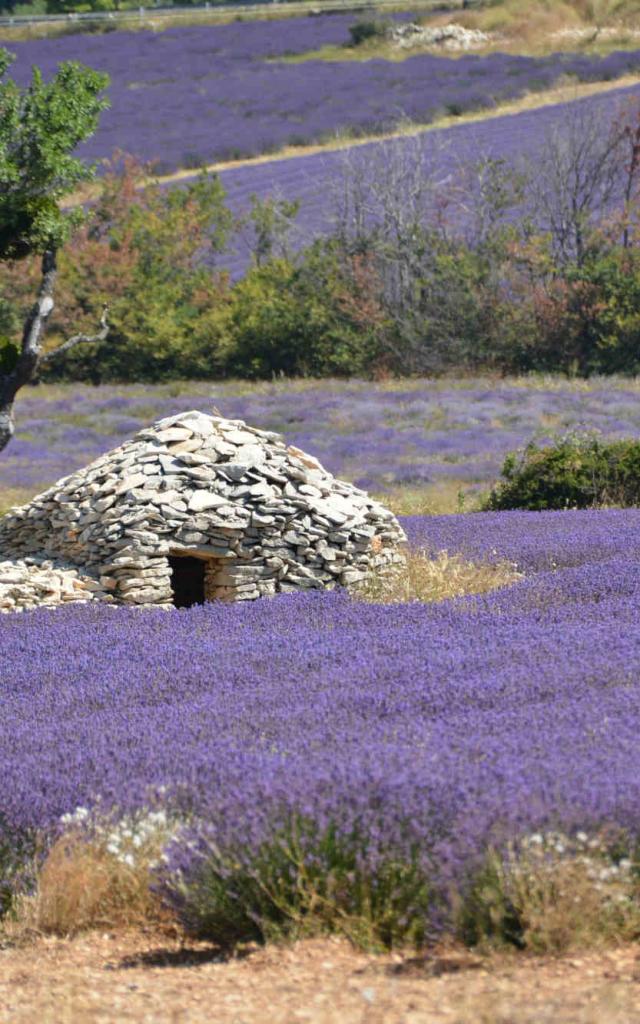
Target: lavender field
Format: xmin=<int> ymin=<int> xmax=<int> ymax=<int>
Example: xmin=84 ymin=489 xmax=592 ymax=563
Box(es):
xmin=6 ymin=6 xmax=640 ymax=960
xmin=3 ymin=507 xmax=640 ymax=939
xmin=3 ymin=376 xmax=640 ymax=941
xmin=4 ymin=377 xmax=640 ymax=510
xmin=6 ymin=16 xmax=640 ymax=171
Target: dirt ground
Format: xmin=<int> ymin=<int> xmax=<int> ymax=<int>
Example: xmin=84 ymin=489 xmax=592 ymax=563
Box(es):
xmin=2 ymin=931 xmax=640 ymax=1024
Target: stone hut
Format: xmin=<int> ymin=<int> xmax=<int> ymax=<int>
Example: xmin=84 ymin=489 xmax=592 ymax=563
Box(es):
xmin=0 ymin=411 xmax=406 ymax=613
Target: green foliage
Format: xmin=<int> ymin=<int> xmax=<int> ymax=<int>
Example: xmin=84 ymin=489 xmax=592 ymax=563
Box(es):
xmin=226 ymin=245 xmax=384 ymax=379
xmin=43 ymin=167 xmax=234 ymax=382
xmin=0 ymin=290 xmax=18 ymax=338
xmin=46 ymin=0 xmax=120 ymax=11
xmin=6 ymin=114 xmax=640 ymax=385
xmin=247 ymin=193 xmax=300 ymax=266
xmin=485 ymin=432 xmax=640 ymax=511
xmin=0 ymin=819 xmax=38 ymax=920
xmin=0 ymin=48 xmax=109 ymax=259
xmin=535 ymin=246 xmax=640 ymax=375
xmin=167 ymin=818 xmax=432 ymax=952
xmin=348 ymin=19 xmax=389 ymax=47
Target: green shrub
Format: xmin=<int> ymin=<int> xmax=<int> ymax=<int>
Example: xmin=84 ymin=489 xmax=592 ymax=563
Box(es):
xmin=348 ymin=19 xmax=388 ymax=47
xmin=225 ymin=246 xmax=385 ymax=379
xmin=484 ymin=433 xmax=640 ymax=511
xmin=0 ymin=820 xmax=38 ymax=920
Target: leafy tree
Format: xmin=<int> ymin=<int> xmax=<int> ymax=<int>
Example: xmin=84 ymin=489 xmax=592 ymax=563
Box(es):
xmin=46 ymin=0 xmax=120 ymax=12
xmin=35 ymin=157 xmax=235 ymax=382
xmin=225 ymin=244 xmax=386 ymax=379
xmin=246 ymin=193 xmax=300 ymax=267
xmin=0 ymin=48 xmax=108 ymax=451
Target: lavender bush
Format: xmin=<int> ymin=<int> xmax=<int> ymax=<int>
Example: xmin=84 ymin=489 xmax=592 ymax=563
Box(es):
xmin=6 ymin=19 xmax=640 ymax=172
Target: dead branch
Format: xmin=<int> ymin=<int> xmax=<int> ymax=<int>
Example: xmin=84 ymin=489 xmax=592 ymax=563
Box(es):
xmin=39 ymin=305 xmax=109 ymax=365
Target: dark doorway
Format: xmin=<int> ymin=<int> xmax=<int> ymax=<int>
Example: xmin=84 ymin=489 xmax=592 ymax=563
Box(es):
xmin=168 ymin=556 xmax=205 ymax=608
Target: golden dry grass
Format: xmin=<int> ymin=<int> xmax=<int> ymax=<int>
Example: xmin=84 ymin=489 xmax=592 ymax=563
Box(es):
xmin=279 ymin=0 xmax=640 ymax=62
xmin=380 ymin=481 xmax=480 ymax=516
xmin=461 ymin=0 xmax=640 ymax=43
xmin=465 ymin=833 xmax=640 ymax=955
xmin=9 ymin=831 xmax=169 ymax=939
xmin=0 ymin=487 xmax=41 ymax=517
xmin=359 ymin=548 xmax=523 ymax=605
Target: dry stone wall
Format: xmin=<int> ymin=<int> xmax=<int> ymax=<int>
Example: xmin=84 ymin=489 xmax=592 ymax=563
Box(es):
xmin=0 ymin=410 xmax=406 ymax=612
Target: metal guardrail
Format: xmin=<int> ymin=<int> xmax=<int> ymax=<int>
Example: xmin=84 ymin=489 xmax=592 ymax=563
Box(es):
xmin=0 ymin=0 xmax=473 ymax=30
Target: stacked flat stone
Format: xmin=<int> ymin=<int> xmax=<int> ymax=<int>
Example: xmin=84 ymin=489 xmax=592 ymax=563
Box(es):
xmin=0 ymin=411 xmax=406 ymax=612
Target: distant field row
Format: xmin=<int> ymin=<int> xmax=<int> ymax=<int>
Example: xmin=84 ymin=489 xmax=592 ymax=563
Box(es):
xmin=5 ymin=376 xmax=640 ymax=513
xmin=208 ymin=78 xmax=640 ymax=275
xmin=6 ymin=14 xmax=640 ymax=171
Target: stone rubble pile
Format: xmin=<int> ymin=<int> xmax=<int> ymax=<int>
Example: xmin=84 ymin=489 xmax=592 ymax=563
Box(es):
xmin=0 ymin=411 xmax=406 ymax=612
xmin=389 ymin=23 xmax=490 ymax=51
xmin=0 ymin=557 xmax=114 ymax=613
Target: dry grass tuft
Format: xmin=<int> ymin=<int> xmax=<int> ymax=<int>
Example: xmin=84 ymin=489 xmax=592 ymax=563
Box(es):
xmin=359 ymin=549 xmax=523 ymax=605
xmin=21 ymin=831 xmax=168 ymax=937
xmin=379 ymin=482 xmax=484 ymax=516
xmin=461 ymin=830 xmax=640 ymax=954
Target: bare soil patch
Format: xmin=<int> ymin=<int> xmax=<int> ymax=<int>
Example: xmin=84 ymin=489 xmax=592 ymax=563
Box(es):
xmin=2 ymin=930 xmax=640 ymax=1023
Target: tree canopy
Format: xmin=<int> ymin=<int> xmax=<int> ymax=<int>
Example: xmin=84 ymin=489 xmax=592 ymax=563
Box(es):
xmin=0 ymin=47 xmax=109 ymax=452
xmin=0 ymin=47 xmax=109 ymax=260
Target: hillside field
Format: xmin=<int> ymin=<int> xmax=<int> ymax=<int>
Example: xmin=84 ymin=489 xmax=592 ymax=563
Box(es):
xmin=6 ymin=14 xmax=640 ymax=172
xmin=4 ymin=377 xmax=640 ymax=510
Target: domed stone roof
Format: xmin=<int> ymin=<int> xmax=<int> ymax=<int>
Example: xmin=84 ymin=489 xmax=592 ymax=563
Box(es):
xmin=0 ymin=411 xmax=406 ymax=611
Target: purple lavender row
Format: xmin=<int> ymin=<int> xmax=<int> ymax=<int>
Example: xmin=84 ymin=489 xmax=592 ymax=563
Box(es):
xmin=402 ymin=508 xmax=640 ymax=571
xmin=218 ymin=80 xmax=640 ymax=276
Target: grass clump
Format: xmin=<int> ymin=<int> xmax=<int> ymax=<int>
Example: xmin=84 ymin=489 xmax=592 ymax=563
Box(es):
xmin=12 ymin=809 xmax=175 ymax=937
xmin=459 ymin=829 xmax=640 ymax=953
xmin=485 ymin=433 xmax=640 ymax=511
xmin=359 ymin=549 xmax=522 ymax=604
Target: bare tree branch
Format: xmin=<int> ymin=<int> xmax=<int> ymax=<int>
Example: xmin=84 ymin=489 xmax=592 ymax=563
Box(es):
xmin=39 ymin=305 xmax=109 ymax=364
xmin=524 ymin=97 xmax=633 ymax=267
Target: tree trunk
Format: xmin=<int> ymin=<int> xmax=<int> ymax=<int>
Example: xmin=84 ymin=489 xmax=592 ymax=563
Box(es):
xmin=0 ymin=248 xmax=57 ymax=454
xmin=0 ymin=249 xmax=109 ymax=456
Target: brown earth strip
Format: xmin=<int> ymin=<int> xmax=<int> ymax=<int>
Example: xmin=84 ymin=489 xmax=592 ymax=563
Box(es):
xmin=2 ymin=930 xmax=640 ymax=1023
